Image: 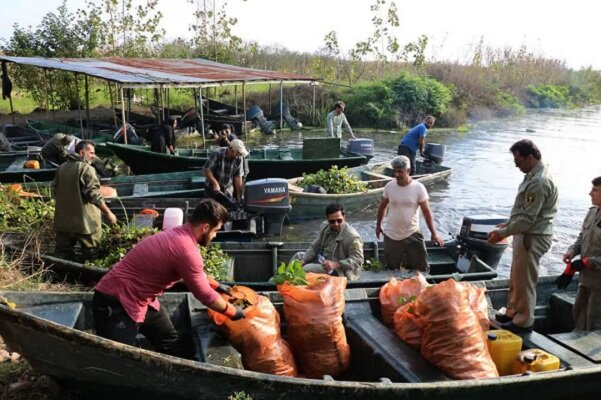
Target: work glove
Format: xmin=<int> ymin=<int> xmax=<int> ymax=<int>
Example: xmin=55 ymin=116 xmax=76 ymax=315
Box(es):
xmin=571 ymin=257 xmax=590 ymax=272
xmin=208 ymin=276 xmax=232 ymax=295
xmin=224 ymin=303 xmax=245 ymax=321
xmin=555 ymin=273 xmax=573 ymax=290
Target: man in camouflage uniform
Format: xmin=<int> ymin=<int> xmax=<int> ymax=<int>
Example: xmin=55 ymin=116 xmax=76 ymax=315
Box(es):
xmin=488 ymin=139 xmax=558 ymax=333
xmin=53 ymin=140 xmax=117 ymax=261
xmin=294 ymin=203 xmax=364 ymax=280
xmin=556 ymin=176 xmax=601 ymax=331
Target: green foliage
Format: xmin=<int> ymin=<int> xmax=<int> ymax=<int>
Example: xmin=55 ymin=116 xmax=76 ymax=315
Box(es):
xmin=273 ymin=259 xmax=307 ymax=286
xmin=0 ymin=187 xmax=55 ymax=237
xmin=526 ymin=84 xmax=571 ymax=108
xmin=364 ymin=257 xmax=385 ymax=272
xmin=300 ymin=166 xmax=368 ymax=194
xmin=228 ymin=392 xmax=253 ymax=400
xmin=495 ymin=91 xmax=526 ymax=115
xmin=88 ymin=223 xmax=157 ymax=267
xmin=346 ymin=72 xmax=453 ymax=128
xmin=397 ymin=295 xmax=416 ymax=306
xmin=200 ymin=243 xmax=231 ymax=281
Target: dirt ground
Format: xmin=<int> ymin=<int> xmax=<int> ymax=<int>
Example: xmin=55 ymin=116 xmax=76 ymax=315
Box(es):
xmin=0 ymin=107 xmax=123 ymax=128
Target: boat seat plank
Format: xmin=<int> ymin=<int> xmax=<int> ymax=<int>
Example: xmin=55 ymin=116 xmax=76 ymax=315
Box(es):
xmin=345 ymin=302 xmax=450 ymax=382
xmin=550 ymin=330 xmax=601 ymax=363
xmin=19 ymin=302 xmax=83 ymax=329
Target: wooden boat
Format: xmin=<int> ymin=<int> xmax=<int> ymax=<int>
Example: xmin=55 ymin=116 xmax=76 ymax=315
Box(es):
xmin=287 ymin=160 xmax=452 ymax=219
xmin=106 ymin=142 xmax=367 ymax=179
xmin=16 ymin=238 xmax=497 ymax=290
xmin=26 ymin=119 xmax=115 ymax=157
xmin=0 ymin=152 xmax=57 ymax=183
xmin=19 ymin=171 xmax=206 ymax=199
xmin=1 ymin=276 xmax=599 ymax=400
xmin=1 ymin=124 xmax=45 ymax=151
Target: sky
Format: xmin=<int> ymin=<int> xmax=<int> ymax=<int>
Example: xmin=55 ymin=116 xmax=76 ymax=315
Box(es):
xmin=0 ymin=0 xmax=599 ymax=69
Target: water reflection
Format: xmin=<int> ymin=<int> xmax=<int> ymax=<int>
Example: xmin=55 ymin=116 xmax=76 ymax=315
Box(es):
xmin=205 ymin=106 xmax=601 ymax=278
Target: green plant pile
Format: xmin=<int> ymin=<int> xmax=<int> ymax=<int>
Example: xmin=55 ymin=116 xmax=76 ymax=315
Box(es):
xmin=200 ymin=244 xmax=231 ymax=281
xmin=88 ymin=223 xmax=157 ymax=267
xmin=300 ymin=166 xmax=367 ymax=194
xmin=0 ymin=186 xmax=55 ymax=238
xmin=364 ymin=257 xmax=385 ymax=272
xmin=273 ymin=259 xmax=307 ymax=286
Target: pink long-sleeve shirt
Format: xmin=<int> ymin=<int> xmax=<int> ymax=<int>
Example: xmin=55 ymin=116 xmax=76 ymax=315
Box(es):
xmin=95 ymin=223 xmax=220 ymax=322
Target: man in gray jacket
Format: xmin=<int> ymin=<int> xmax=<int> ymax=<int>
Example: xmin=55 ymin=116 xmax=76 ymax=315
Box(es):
xmin=557 ymin=176 xmax=601 ymax=331
xmin=295 ymin=203 xmax=364 ymax=280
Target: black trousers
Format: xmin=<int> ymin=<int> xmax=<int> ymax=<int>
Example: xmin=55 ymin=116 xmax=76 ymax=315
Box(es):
xmin=397 ymin=144 xmax=417 ymax=176
xmin=92 ymin=291 xmax=181 ymax=357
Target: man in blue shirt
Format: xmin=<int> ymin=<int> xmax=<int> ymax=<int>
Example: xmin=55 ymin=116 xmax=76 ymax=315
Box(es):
xmin=397 ymin=116 xmax=435 ymax=175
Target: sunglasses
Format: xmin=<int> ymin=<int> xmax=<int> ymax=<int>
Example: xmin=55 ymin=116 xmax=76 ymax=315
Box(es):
xmin=328 ymin=218 xmax=344 ymax=224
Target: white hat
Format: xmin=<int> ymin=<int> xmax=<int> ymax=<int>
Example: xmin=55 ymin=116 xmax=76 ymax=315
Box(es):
xmin=229 ymin=139 xmax=249 ymax=157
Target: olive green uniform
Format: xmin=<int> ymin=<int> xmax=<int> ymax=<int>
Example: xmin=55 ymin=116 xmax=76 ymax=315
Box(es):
xmin=568 ymin=206 xmax=601 ymax=330
xmin=41 ymin=133 xmax=69 ymax=165
xmin=53 ymin=154 xmax=105 ymax=259
xmin=296 ymin=221 xmax=364 ymax=280
xmin=498 ymin=162 xmax=558 ymax=328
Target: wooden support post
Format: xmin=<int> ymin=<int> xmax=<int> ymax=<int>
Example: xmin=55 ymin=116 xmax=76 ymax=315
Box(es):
xmin=85 ymin=75 xmax=90 ymax=133
xmin=108 ymin=82 xmax=117 ymax=129
xmin=75 ymin=73 xmax=84 ymax=138
xmin=279 ymin=81 xmax=284 ymax=132
xmin=198 ymin=87 xmax=205 ymax=149
xmin=120 ymin=86 xmax=128 ymax=145
xmin=242 ymin=82 xmax=247 ymax=137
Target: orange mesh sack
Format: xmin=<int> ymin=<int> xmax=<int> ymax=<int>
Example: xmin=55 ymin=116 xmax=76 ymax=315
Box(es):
xmin=208 ymin=285 xmax=297 ymax=376
xmin=413 ymin=279 xmax=498 ymax=379
xmin=278 ymin=273 xmax=350 ymax=378
xmin=379 ymin=274 xmax=429 ymax=326
xmin=393 ymin=301 xmax=421 ymax=349
xmin=463 ymin=282 xmax=490 ymax=331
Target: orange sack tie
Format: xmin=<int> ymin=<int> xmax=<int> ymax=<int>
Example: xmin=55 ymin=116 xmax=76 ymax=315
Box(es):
xmin=207 ymin=285 xmax=297 ymax=377
xmin=278 ymin=273 xmax=350 ymax=379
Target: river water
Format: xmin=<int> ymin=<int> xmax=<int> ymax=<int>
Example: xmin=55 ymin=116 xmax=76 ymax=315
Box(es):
xmin=209 ymin=106 xmax=601 ymax=278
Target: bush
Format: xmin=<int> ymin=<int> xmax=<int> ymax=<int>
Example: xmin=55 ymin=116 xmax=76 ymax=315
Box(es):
xmin=495 ymin=91 xmax=526 ymax=116
xmin=526 ymin=84 xmax=571 ymax=108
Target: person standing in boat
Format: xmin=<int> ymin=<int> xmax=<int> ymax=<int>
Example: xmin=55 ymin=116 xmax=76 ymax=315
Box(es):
xmin=397 ymin=116 xmax=436 ymax=176
xmin=376 ymin=155 xmax=444 ymax=272
xmin=53 ymin=140 xmax=117 ymax=261
xmin=488 ymin=139 xmax=558 ymax=334
xmin=203 ymin=139 xmax=249 ymax=209
xmin=556 ymin=176 xmax=601 ymax=331
xmin=292 ymin=203 xmax=364 ymax=280
xmin=150 ymin=117 xmax=177 ymax=155
xmin=93 ymin=199 xmax=244 ymax=357
xmin=325 ymin=101 xmax=356 ymax=139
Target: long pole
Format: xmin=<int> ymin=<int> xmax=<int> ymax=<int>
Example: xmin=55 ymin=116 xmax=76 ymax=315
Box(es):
xmin=85 ymin=75 xmax=90 ymax=132
xmin=48 ymin=70 xmax=55 ymax=121
xmin=242 ymin=82 xmax=247 ymax=137
xmin=75 ymin=73 xmax=84 ymax=138
xmin=43 ymin=69 xmax=49 ymax=120
xmin=279 ymin=81 xmax=284 ymax=132
xmin=120 ymin=85 xmax=128 ymax=145
xmin=312 ymin=83 xmax=316 ymax=126
xmin=198 ymin=87 xmax=205 ymax=149
xmin=234 ymin=85 xmax=238 ymax=114
xmin=108 ymin=82 xmax=117 ymax=128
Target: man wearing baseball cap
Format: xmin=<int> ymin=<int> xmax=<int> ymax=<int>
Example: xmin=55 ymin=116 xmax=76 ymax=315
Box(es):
xmin=203 ymin=139 xmax=249 ymax=208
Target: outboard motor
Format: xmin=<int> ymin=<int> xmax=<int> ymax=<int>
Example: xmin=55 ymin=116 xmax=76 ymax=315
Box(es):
xmin=244 ymin=178 xmax=291 ymax=236
xmin=247 ymin=105 xmax=274 ymax=135
xmin=456 ymin=214 xmax=509 ymax=270
xmin=270 ymin=103 xmax=302 ymax=130
xmin=423 ymin=143 xmax=446 ymax=165
xmin=346 ymin=138 xmax=374 ymax=161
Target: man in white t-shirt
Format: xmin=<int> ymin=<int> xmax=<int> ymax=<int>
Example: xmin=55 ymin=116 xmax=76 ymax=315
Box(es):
xmin=375 ymin=155 xmax=444 ymax=271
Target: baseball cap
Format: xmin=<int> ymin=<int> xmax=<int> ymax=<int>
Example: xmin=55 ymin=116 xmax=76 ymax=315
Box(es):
xmin=229 ymin=139 xmax=249 ymax=157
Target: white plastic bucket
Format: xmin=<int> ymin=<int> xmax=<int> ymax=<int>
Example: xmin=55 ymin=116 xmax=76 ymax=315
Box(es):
xmin=162 ymin=207 xmax=184 ymax=230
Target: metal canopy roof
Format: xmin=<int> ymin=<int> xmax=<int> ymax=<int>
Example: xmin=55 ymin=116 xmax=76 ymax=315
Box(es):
xmin=0 ymin=56 xmax=318 ymax=88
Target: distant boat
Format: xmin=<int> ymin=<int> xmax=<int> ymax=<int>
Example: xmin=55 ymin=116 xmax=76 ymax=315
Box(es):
xmin=20 ymin=170 xmax=206 ymax=199
xmin=287 ymin=160 xmax=452 ymax=220
xmin=106 ymin=142 xmax=367 ymax=179
xmin=1 ymin=124 xmax=45 ymax=151
xmin=1 ymin=275 xmax=597 ymax=400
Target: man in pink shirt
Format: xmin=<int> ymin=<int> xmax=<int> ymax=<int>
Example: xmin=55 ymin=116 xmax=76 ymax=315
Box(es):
xmin=376 ymin=155 xmax=444 ymax=271
xmin=93 ymin=199 xmax=244 ymax=356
